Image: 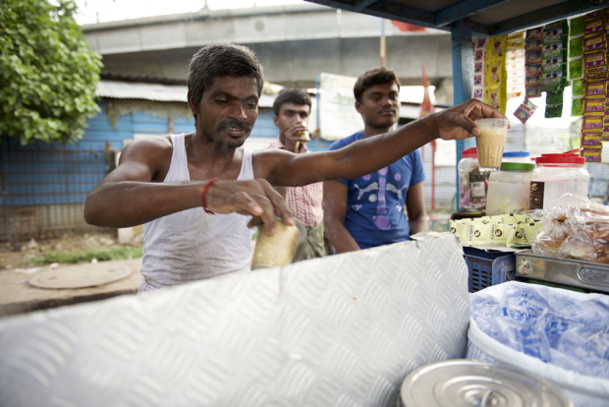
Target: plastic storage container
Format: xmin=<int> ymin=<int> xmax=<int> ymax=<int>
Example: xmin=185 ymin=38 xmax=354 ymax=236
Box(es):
xmin=486 ymin=162 xmax=536 ymax=215
xmin=458 ymin=147 xmax=489 ymax=211
xmin=502 ymin=151 xmax=532 ymax=164
xmin=530 ymin=150 xmax=589 ymax=210
xmin=463 ymin=246 xmax=515 ymax=292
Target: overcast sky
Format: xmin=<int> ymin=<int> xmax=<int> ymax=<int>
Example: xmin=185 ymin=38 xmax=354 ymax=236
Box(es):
xmin=74 ymin=0 xmax=304 ymax=25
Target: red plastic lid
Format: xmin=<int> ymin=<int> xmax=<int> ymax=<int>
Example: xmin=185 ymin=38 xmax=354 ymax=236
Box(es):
xmin=535 ymin=149 xmax=585 ymax=165
xmin=461 ymin=147 xmax=477 ymax=158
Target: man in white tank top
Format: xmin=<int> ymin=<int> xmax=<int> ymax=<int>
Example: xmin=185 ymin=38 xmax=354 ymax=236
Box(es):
xmin=85 ymin=44 xmax=508 ymax=292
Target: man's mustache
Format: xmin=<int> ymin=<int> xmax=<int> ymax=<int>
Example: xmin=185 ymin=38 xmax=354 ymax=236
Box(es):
xmin=217 ymin=119 xmax=252 ymax=133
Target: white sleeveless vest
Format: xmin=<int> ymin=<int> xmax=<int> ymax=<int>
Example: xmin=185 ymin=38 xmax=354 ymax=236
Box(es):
xmin=139 ymin=134 xmax=255 ymax=292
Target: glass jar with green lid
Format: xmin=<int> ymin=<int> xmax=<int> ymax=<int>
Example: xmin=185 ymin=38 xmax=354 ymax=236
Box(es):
xmin=486 ymin=162 xmax=536 ymax=215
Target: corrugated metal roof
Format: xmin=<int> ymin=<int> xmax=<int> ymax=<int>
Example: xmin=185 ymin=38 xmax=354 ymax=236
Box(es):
xmin=95 ymin=80 xmax=275 ymax=107
xmin=96 ymin=80 xmax=187 ymax=102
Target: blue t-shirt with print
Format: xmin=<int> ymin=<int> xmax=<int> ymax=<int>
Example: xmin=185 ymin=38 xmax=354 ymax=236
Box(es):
xmin=329 ymin=131 xmax=426 ymax=250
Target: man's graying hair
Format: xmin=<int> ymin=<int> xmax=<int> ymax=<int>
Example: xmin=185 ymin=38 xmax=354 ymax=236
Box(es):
xmin=188 ymin=44 xmax=265 ymax=109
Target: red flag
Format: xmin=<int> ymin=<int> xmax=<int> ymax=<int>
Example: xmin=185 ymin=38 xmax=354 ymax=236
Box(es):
xmin=391 ymin=21 xmax=427 ymax=32
xmin=419 ymin=65 xmax=434 ymax=118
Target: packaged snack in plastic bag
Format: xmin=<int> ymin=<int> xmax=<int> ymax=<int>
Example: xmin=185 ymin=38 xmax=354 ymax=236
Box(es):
xmin=532 ymin=194 xmax=609 ymax=263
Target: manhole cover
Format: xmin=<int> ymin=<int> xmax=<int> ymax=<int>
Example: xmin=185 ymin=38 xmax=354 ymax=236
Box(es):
xmin=28 ymin=263 xmax=133 ymax=289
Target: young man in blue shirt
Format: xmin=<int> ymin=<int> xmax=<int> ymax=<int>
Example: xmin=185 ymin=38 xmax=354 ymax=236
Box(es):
xmin=323 ymin=67 xmax=428 ymax=253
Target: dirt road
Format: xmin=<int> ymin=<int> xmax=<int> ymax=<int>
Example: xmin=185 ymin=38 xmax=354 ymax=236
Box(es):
xmin=0 ymin=257 xmax=142 ymax=319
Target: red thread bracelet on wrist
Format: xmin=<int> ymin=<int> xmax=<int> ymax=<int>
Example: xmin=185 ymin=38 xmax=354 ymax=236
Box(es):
xmin=202 ymin=178 xmax=219 ymax=214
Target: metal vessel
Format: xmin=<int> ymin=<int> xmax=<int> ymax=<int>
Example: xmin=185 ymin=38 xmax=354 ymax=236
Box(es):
xmin=398 ymin=359 xmax=572 ymax=407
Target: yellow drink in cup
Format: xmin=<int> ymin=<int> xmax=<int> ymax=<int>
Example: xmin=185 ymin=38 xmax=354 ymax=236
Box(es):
xmin=251 ymin=220 xmax=303 ymax=270
xmin=475 ymin=118 xmax=508 ymax=172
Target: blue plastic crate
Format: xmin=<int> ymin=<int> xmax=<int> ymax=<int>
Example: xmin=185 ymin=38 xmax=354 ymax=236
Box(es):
xmin=463 ymin=247 xmax=515 ymax=292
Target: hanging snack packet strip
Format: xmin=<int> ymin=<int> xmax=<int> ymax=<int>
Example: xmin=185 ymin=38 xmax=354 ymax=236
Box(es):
xmin=485 ymin=35 xmax=507 ymax=113
xmin=580 ymin=9 xmax=609 ymax=162
xmin=473 ymin=37 xmax=487 ymax=100
xmin=505 ymin=32 xmax=526 ymax=99
xmin=568 ymin=16 xmax=586 ymax=116
xmin=525 ymin=27 xmax=543 ymax=98
xmin=541 ymin=19 xmax=569 ymax=94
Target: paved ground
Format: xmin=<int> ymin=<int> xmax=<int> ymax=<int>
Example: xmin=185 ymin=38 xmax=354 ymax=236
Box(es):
xmin=0 ymin=258 xmax=142 ymax=320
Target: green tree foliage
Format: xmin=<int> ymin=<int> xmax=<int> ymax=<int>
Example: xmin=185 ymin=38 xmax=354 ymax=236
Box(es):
xmin=0 ymin=0 xmax=102 ymax=144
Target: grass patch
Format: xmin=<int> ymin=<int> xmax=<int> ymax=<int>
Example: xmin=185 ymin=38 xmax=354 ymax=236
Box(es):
xmin=15 ymin=245 xmax=144 ymax=268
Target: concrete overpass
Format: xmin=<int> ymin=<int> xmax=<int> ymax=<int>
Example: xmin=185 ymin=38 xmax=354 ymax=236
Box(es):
xmin=83 ymin=2 xmax=454 ymax=102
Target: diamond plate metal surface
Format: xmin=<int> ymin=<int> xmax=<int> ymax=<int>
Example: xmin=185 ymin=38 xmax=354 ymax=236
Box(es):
xmin=0 ymin=234 xmax=469 ymax=407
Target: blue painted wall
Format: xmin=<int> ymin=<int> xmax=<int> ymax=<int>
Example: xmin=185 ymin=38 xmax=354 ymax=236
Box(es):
xmin=1 ymin=99 xmax=331 ymax=207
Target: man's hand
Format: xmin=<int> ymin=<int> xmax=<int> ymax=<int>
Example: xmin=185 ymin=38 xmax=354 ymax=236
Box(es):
xmin=433 ymin=99 xmax=509 ymax=141
xmin=204 ymin=178 xmax=295 ymax=234
xmin=284 ymin=121 xmax=310 ymax=153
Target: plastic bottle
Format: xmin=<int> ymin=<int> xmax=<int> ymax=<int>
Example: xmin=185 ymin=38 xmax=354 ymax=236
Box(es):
xmin=486 ymin=162 xmax=536 ymax=215
xmin=529 ymin=150 xmax=589 ymax=210
xmin=458 ymin=147 xmax=489 ymax=211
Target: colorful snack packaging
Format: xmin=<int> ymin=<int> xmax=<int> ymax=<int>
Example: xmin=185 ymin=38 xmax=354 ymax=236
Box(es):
xmin=514 ymin=98 xmax=538 ymax=124
xmin=541 ymin=71 xmax=565 ymax=92
xmin=474 ymin=61 xmax=484 ymax=74
xmin=526 ymin=50 xmax=542 ymax=64
xmin=582 ymin=146 xmax=602 ymax=161
xmin=569 ymin=36 xmax=584 ymax=58
xmin=526 ymin=75 xmax=541 ymax=87
xmin=547 ymin=90 xmax=564 ymax=105
xmin=586 ymin=71 xmax=609 ymax=82
xmin=525 ymin=39 xmax=542 ymax=52
xmin=526 ymin=87 xmax=542 ymax=98
xmin=570 ymin=15 xmax=585 ymax=36
xmin=506 ymin=35 xmax=525 ymax=49
xmin=583 ymin=115 xmax=604 ymax=130
xmin=582 ymin=131 xmax=602 ymax=145
xmin=545 ymin=90 xmax=564 ymax=118
xmin=542 ymin=20 xmax=568 ymax=46
xmin=572 ymin=97 xmax=583 ymax=116
xmin=474 ymin=74 xmax=484 ymax=86
xmin=583 ymin=98 xmax=606 ymax=115
xmin=572 ymin=79 xmax=585 ymax=97
xmin=488 ymin=35 xmax=506 ymax=59
xmin=542 ymin=55 xmax=564 ymax=73
xmin=485 ymin=86 xmax=503 ymax=110
xmin=487 ymin=59 xmax=503 ymax=85
xmin=526 ymin=63 xmax=542 ymax=76
xmin=527 ymin=27 xmax=542 ymax=41
xmin=449 ymin=214 xmax=541 ymax=248
xmin=542 ymin=42 xmax=563 ymax=59
xmin=583 ymin=32 xmax=607 ymax=53
xmin=584 ymin=17 xmax=605 ymax=35
xmin=569 ymin=58 xmax=584 ymax=80
xmin=545 ymin=104 xmax=563 ymax=118
xmin=508 ymin=221 xmax=542 ymax=247
xmin=525 ymin=26 xmax=545 ymax=98
xmin=583 ymin=50 xmax=607 ymax=70
xmin=585 ymin=81 xmax=607 ymax=98
xmin=475 ymin=38 xmax=487 ymax=50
